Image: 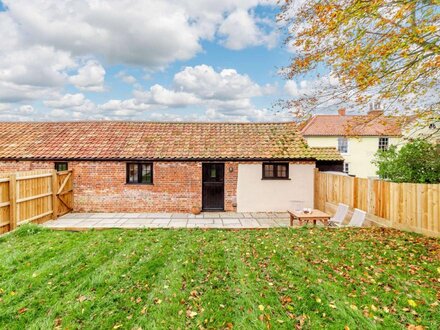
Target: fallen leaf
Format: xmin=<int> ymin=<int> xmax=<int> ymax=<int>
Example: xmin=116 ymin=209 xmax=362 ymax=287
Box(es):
xmin=186 ymin=310 xmax=197 ymax=318
xmin=18 ymin=307 xmax=28 ymax=314
xmin=258 ymin=305 xmax=265 ymax=311
xmin=408 ymin=300 xmax=417 ymax=308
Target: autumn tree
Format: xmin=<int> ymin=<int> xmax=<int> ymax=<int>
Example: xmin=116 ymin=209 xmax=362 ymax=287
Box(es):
xmin=278 ymin=0 xmax=440 ymax=124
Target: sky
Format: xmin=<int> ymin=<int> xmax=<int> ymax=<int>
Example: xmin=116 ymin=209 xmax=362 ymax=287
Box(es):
xmin=0 ymin=0 xmax=329 ymax=122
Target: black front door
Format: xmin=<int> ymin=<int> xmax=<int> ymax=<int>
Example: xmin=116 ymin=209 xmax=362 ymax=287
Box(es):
xmin=202 ymin=163 xmax=224 ymax=211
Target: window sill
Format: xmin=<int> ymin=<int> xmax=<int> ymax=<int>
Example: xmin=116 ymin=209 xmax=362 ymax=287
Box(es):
xmin=125 ymin=183 xmax=154 ymax=186
xmin=261 ymin=178 xmax=291 ymax=181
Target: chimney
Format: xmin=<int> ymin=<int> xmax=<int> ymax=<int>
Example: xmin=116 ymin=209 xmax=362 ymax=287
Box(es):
xmin=338 ymin=108 xmax=346 ymax=116
xmin=368 ymin=101 xmax=384 ymax=116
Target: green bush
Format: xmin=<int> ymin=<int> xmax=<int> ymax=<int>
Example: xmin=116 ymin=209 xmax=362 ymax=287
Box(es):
xmin=373 ymin=139 xmax=440 ymax=183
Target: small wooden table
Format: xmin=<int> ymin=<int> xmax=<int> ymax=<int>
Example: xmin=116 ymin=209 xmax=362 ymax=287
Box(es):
xmin=288 ymin=210 xmax=331 ymax=226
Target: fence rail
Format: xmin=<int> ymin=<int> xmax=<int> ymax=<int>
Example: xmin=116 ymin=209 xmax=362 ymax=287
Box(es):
xmin=0 ymin=169 xmax=73 ymax=234
xmin=314 ymin=170 xmax=440 ymax=237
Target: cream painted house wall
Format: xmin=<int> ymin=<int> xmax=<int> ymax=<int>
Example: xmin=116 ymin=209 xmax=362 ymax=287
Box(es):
xmin=236 ymin=163 xmax=315 ymax=212
xmin=305 ymin=136 xmax=401 ymax=178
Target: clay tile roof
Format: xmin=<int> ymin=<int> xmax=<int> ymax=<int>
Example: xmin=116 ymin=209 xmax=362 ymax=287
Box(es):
xmin=301 ymin=114 xmax=411 ymax=137
xmin=310 ymin=147 xmax=344 ymax=161
xmin=0 ymin=121 xmax=340 ymax=161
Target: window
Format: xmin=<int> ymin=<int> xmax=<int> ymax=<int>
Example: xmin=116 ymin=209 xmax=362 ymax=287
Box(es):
xmin=126 ymin=163 xmax=153 ymax=184
xmin=343 ymin=162 xmax=349 ymax=174
xmin=429 ymin=123 xmax=436 ymax=130
xmin=55 ymin=162 xmax=68 ymax=171
xmin=378 ymin=137 xmax=389 ymax=151
xmin=337 ymin=137 xmax=348 ymax=153
xmin=262 ymin=163 xmax=289 ymax=179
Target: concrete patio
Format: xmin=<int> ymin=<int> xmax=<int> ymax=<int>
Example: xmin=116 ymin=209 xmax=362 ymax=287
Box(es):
xmin=42 ymin=212 xmax=293 ymax=230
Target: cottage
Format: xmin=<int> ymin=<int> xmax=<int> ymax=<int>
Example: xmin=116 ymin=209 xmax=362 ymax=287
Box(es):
xmin=301 ymin=109 xmax=411 ymax=177
xmin=0 ymin=122 xmax=342 ymax=213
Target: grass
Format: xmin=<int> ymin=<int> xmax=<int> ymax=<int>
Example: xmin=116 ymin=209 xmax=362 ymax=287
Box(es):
xmin=0 ymin=225 xmax=439 ymax=329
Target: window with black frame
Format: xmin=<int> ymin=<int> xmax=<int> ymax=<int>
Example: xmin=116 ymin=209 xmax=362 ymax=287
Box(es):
xmin=262 ymin=163 xmax=289 ymax=179
xmin=378 ymin=137 xmax=389 ymax=151
xmin=54 ymin=162 xmax=68 ymax=171
xmin=126 ymin=163 xmax=153 ymax=184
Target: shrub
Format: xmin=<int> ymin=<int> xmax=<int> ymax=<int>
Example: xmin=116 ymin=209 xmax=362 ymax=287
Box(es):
xmin=373 ymin=139 xmax=440 ymax=183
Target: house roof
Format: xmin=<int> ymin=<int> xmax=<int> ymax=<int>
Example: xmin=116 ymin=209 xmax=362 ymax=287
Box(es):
xmin=301 ymin=113 xmax=410 ymax=137
xmin=0 ymin=121 xmax=343 ymax=161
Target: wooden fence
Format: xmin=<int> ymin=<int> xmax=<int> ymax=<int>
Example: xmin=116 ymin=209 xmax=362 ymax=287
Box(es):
xmin=0 ymin=169 xmax=73 ymax=234
xmin=315 ymin=170 xmax=440 ymax=237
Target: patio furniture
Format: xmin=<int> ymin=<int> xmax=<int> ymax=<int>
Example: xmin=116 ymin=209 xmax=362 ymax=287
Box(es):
xmin=332 ymin=208 xmax=367 ymax=227
xmin=328 ymin=203 xmax=349 ymax=227
xmin=288 ymin=209 xmax=331 ymax=226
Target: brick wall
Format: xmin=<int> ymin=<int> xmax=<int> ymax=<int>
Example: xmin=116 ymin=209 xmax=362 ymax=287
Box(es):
xmin=0 ymin=160 xmax=53 ymax=172
xmin=0 ymin=160 xmax=238 ymax=213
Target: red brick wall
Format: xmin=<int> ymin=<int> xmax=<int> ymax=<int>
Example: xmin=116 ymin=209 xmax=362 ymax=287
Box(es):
xmin=0 ymin=160 xmax=53 ymax=172
xmin=0 ymin=160 xmax=238 ymax=213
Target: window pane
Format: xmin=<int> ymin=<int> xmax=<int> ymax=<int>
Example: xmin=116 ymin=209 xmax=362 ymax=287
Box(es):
xmin=338 ymin=138 xmax=348 ymax=153
xmin=55 ymin=162 xmax=68 ymax=171
xmin=128 ymin=164 xmax=138 ymax=183
xmin=210 ymin=167 xmax=216 ymax=178
xmin=264 ymin=164 xmax=274 ymax=177
xmin=141 ymin=164 xmax=152 ymax=183
xmin=277 ymin=164 xmax=287 ymax=178
xmin=378 ymin=137 xmax=389 ymax=151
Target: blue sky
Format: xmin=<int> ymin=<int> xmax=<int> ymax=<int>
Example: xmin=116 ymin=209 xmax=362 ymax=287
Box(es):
xmin=0 ymin=0 xmax=328 ymax=122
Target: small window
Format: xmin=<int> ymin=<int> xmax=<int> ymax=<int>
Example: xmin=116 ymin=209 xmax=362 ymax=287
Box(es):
xmin=126 ymin=163 xmax=153 ymax=184
xmin=378 ymin=137 xmax=389 ymax=151
xmin=262 ymin=163 xmax=289 ymax=179
xmin=337 ymin=137 xmax=348 ymax=153
xmin=429 ymin=123 xmax=436 ymax=130
xmin=343 ymin=162 xmax=349 ymax=174
xmin=55 ymin=162 xmax=68 ymax=171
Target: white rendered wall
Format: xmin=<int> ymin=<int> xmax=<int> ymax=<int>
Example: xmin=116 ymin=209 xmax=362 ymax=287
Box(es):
xmin=236 ymin=163 xmax=315 ymax=212
xmin=305 ymin=136 xmax=401 ymax=178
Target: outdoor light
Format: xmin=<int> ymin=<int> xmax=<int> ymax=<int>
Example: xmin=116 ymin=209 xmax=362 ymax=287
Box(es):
xmin=229 ymin=167 xmax=234 ymax=172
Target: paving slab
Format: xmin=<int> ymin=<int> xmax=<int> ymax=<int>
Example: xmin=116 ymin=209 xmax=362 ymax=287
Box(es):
xmin=42 ymin=212 xmax=298 ymax=230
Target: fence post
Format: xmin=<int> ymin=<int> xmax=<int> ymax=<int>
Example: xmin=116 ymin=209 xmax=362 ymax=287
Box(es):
xmin=9 ymin=174 xmax=17 ymax=231
xmin=353 ymin=177 xmax=358 ymax=209
xmin=314 ymin=168 xmax=319 ymax=209
xmin=367 ymin=178 xmax=376 ymax=215
xmin=52 ymin=170 xmax=58 ymax=220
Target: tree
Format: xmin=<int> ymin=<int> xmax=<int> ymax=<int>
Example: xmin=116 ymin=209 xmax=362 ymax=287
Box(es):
xmin=373 ymin=139 xmax=440 ymax=183
xmin=278 ymin=0 xmax=440 ymax=122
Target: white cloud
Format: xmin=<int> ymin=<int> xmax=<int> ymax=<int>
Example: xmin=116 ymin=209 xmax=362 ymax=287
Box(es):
xmin=96 ymin=65 xmax=287 ymax=122
xmin=69 ymin=60 xmax=105 ymax=92
xmin=116 ymin=71 xmax=137 ymax=84
xmin=44 ymin=93 xmax=87 ymax=109
xmin=3 ymin=0 xmax=277 ymax=69
xmin=218 ymin=9 xmax=278 ymax=50
xmin=284 ymin=75 xmax=340 ymax=98
xmin=0 ymin=0 xmax=280 ymax=113
xmin=0 ymin=103 xmax=36 ymax=121
xmin=173 ymin=65 xmax=263 ymax=99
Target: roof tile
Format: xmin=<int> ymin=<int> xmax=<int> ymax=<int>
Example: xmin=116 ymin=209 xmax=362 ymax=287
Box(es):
xmin=301 ymin=114 xmax=411 ymax=136
xmin=0 ymin=121 xmax=342 ymax=161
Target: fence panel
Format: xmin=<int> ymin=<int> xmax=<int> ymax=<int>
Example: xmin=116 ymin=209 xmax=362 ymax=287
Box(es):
xmin=314 ymin=169 xmax=440 ymax=237
xmin=0 ymin=169 xmax=73 ymax=234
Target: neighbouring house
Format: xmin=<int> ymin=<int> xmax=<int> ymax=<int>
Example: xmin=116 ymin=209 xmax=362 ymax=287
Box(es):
xmin=301 ymin=108 xmax=412 ymax=178
xmin=404 ymin=111 xmax=440 ymax=144
xmin=0 ymin=121 xmax=342 ymax=213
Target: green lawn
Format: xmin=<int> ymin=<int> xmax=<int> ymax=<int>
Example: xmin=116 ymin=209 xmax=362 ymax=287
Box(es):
xmin=0 ymin=226 xmax=439 ymax=329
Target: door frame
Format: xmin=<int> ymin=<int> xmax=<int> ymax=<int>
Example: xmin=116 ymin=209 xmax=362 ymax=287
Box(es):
xmin=202 ymin=162 xmax=225 ymax=211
